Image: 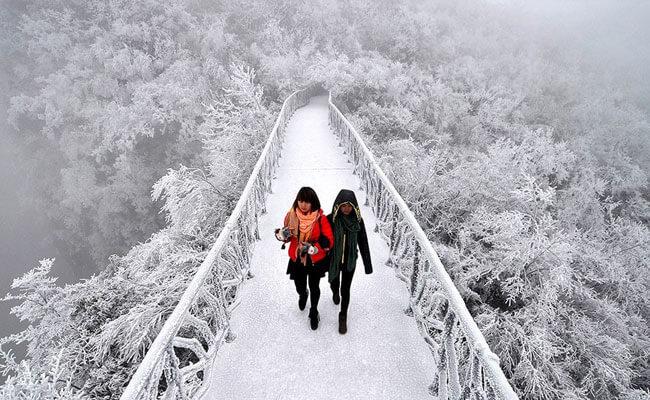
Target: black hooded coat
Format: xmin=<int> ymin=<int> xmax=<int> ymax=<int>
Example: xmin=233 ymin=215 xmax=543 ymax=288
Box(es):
xmin=326 ymin=189 xmax=372 ymax=281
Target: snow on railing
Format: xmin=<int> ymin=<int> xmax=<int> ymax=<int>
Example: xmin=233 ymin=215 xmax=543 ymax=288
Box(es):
xmin=120 ymin=87 xmax=319 ymax=400
xmin=328 ymin=93 xmax=519 ymax=400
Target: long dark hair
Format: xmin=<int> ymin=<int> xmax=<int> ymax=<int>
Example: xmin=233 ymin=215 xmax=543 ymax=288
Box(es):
xmin=292 ymin=187 xmax=321 ymax=211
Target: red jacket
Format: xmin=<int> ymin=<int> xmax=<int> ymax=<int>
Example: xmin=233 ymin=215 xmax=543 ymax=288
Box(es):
xmin=283 ymin=209 xmax=334 ymax=264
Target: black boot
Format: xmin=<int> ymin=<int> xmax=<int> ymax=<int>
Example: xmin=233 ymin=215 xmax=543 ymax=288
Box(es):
xmin=332 ymin=290 xmax=340 ymax=305
xmin=309 ymin=308 xmax=320 ymax=330
xmin=338 ymin=312 xmax=347 ymax=334
xmin=298 ymin=290 xmax=308 ymax=311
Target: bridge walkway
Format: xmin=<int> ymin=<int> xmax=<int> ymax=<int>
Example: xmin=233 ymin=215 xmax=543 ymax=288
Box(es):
xmin=203 ymin=95 xmax=434 ymax=399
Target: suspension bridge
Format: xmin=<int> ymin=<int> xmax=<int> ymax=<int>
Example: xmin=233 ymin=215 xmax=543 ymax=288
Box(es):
xmin=120 ymin=89 xmax=519 ymax=400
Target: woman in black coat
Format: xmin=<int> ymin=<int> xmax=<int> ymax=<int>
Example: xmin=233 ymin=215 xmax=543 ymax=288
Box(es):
xmin=327 ymin=189 xmax=372 ymax=334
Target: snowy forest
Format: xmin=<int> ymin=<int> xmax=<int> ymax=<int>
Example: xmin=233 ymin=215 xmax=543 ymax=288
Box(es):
xmin=0 ymin=0 xmax=648 ymax=399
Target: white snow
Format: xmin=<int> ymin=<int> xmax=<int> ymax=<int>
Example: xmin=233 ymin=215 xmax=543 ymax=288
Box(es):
xmin=202 ymin=96 xmax=435 ymax=400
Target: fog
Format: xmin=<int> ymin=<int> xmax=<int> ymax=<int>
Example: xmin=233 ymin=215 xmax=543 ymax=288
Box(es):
xmin=513 ymin=0 xmax=650 ymax=108
xmin=0 ymin=0 xmax=648 ymax=392
xmin=1 ymin=0 xmax=648 ymax=342
xmin=0 ymin=71 xmax=79 ymax=365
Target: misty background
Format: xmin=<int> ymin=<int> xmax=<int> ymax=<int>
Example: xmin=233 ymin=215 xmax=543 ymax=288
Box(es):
xmin=0 ymin=0 xmax=648 ymax=397
xmin=0 ymin=0 xmax=648 ymax=357
xmin=0 ymin=50 xmax=80 ymax=361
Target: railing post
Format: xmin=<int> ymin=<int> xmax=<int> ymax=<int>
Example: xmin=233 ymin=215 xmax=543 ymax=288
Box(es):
xmin=386 ymin=205 xmax=399 ymax=267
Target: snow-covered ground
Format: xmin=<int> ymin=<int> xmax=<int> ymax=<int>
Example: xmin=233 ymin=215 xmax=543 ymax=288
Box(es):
xmin=203 ymin=96 xmax=435 ymax=399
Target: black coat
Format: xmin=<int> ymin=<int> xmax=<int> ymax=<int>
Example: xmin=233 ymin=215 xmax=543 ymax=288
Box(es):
xmin=326 ymin=189 xmax=372 ymax=275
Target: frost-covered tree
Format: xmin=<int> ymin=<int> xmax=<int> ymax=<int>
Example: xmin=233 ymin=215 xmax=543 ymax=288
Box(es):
xmin=306 ymin=1 xmax=649 ymax=398
xmin=6 ymin=0 xmax=230 ymax=269
xmin=1 ymin=62 xmax=272 ymax=398
xmin=2 ymin=0 xmax=648 ymax=399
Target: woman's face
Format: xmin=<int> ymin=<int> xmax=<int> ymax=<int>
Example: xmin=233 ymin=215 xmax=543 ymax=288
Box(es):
xmin=340 ymin=203 xmax=353 ymax=215
xmin=297 ymin=200 xmax=311 ymax=213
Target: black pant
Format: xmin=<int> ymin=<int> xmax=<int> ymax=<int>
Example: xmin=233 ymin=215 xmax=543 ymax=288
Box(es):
xmin=293 ymin=267 xmax=322 ymax=311
xmin=330 ymin=267 xmax=356 ymax=315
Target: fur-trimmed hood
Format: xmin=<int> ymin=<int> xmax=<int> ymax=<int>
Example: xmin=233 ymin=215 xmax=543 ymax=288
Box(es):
xmin=331 ymin=189 xmax=362 ymax=221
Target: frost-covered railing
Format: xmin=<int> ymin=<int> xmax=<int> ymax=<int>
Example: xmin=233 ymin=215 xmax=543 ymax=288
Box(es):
xmin=120 ymin=87 xmax=318 ymax=400
xmin=328 ymin=93 xmax=519 ymax=400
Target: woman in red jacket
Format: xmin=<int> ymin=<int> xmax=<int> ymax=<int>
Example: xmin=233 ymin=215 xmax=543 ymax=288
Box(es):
xmin=276 ymin=187 xmax=334 ymax=330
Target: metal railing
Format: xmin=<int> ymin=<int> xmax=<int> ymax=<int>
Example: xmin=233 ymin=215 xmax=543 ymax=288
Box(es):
xmin=121 ymin=89 xmax=518 ymax=400
xmin=328 ymin=93 xmax=519 ymax=400
xmin=120 ymin=87 xmax=318 ymax=400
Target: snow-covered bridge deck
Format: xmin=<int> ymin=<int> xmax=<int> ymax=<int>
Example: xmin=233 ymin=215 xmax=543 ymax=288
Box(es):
xmin=203 ymin=96 xmax=435 ymax=399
